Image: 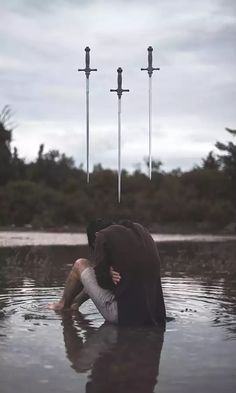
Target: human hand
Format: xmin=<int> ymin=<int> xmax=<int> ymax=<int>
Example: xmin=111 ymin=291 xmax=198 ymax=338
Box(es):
xmin=110 ymin=266 xmax=121 ymax=285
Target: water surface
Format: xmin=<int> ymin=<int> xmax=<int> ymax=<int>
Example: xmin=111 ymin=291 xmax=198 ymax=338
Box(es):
xmin=0 ymin=246 xmax=236 ymax=393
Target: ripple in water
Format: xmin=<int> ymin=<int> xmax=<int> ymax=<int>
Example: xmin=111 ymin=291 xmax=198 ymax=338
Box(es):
xmin=0 ymin=276 xmax=235 ymax=337
xmin=0 ymin=275 xmax=236 ymax=393
xmin=162 ymin=276 xmax=236 ymax=336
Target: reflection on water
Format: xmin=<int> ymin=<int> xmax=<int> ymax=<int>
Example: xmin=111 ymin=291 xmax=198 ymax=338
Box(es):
xmin=63 ymin=315 xmax=164 ymax=393
xmin=0 ymin=246 xmax=236 ymax=393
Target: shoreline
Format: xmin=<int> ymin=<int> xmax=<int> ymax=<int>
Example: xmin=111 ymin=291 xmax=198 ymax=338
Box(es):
xmin=1 ymin=221 xmax=236 ymax=235
xmin=0 ymin=231 xmax=236 ymax=248
xmin=0 ymin=239 xmax=235 ymax=276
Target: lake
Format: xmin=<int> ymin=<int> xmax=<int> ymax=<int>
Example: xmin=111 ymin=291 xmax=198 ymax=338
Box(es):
xmin=0 ymin=233 xmax=236 ymax=392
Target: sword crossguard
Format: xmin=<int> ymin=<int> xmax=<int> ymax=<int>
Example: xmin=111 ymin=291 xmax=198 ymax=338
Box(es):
xmin=78 ymin=46 xmax=97 ymax=78
xmin=110 ymin=67 xmax=129 ymax=98
xmin=141 ymin=46 xmax=160 ymax=77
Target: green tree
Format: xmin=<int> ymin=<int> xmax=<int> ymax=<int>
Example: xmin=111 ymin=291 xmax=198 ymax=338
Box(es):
xmin=144 ymin=158 xmax=163 ymax=173
xmin=11 ymin=147 xmax=26 ymax=180
xmin=30 ymin=146 xmax=76 ymax=189
xmin=0 ymin=106 xmax=12 ymax=185
xmin=216 ymin=128 xmax=236 ymax=205
xmin=202 ymin=151 xmax=220 ymax=170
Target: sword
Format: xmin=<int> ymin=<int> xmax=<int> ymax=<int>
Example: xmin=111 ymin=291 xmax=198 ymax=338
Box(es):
xmin=141 ymin=46 xmax=160 ymax=180
xmin=110 ymin=68 xmax=129 ymax=203
xmin=78 ymin=47 xmax=97 ymax=183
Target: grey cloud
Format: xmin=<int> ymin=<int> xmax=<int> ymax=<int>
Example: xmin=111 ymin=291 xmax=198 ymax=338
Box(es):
xmin=0 ymin=0 xmax=235 ymax=171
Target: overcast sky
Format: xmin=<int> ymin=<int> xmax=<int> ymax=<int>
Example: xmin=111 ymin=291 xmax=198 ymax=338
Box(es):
xmin=0 ymin=0 xmax=236 ymax=173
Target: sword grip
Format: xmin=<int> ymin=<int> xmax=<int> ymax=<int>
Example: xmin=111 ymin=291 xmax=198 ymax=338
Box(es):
xmin=85 ymin=46 xmax=90 ymax=68
xmin=148 ymin=46 xmax=153 ymax=69
xmin=117 ymin=67 xmax=122 ymax=91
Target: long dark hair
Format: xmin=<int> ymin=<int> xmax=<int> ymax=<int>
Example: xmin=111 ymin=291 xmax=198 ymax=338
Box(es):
xmin=86 ymin=219 xmax=114 ymax=250
xmin=86 ymin=218 xmax=137 ymax=250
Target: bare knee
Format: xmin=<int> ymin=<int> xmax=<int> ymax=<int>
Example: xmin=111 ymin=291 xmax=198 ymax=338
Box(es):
xmin=73 ymin=258 xmax=91 ymax=275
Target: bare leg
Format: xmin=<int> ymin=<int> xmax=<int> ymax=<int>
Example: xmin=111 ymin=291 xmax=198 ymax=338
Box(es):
xmin=70 ymin=289 xmax=90 ymax=310
xmin=48 ymin=258 xmax=91 ymax=310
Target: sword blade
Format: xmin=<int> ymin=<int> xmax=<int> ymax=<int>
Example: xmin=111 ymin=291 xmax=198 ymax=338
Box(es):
xmin=149 ymin=76 xmax=152 ymax=180
xmin=118 ymin=98 xmax=121 ymax=203
xmin=86 ymin=77 xmax=89 ymax=183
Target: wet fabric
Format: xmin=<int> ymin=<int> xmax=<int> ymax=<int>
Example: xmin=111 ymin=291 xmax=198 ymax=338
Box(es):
xmin=81 ymin=267 xmax=118 ymax=323
xmin=94 ymin=222 xmax=166 ymax=327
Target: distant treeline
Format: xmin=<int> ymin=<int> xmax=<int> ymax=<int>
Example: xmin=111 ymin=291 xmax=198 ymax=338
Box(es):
xmin=0 ymin=105 xmax=236 ymax=231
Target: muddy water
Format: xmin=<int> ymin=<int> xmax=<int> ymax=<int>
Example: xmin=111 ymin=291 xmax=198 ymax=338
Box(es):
xmin=0 ymin=245 xmax=236 ymax=393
